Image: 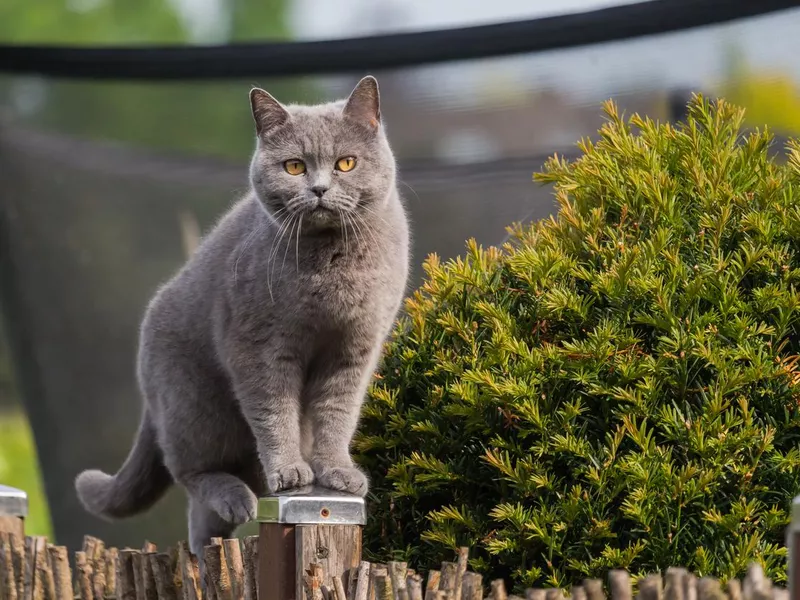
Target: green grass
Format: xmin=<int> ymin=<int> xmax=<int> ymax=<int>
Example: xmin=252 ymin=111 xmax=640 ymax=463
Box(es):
xmin=0 ymin=408 xmax=53 ymax=538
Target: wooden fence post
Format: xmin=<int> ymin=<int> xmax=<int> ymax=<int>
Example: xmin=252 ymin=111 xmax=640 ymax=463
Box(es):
xmin=789 ymin=494 xmax=800 ymax=600
xmin=0 ymin=485 xmax=27 ymax=538
xmin=256 ymin=486 xmax=365 ymax=600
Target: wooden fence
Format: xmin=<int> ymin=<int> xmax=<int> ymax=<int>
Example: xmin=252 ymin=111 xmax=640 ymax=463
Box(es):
xmin=0 ymin=532 xmax=788 ymax=600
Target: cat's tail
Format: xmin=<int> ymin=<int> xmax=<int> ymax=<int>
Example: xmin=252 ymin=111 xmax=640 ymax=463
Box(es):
xmin=75 ymin=409 xmax=173 ymax=520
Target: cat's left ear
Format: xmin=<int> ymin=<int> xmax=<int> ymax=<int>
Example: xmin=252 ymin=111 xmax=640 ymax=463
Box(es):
xmin=250 ymin=87 xmax=290 ymax=136
xmin=343 ymin=76 xmax=381 ymax=129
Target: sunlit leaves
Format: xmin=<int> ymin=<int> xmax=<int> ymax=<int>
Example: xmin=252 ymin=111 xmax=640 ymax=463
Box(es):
xmin=356 ymin=95 xmax=800 ymax=591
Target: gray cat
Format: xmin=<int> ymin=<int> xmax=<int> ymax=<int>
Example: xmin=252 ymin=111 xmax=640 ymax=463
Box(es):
xmin=74 ymin=76 xmax=410 ymax=558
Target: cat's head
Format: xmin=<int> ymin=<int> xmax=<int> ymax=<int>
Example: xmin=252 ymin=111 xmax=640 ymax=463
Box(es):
xmin=248 ymin=76 xmax=395 ymax=230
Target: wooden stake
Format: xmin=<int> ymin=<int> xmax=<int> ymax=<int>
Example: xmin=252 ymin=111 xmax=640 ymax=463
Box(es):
xmin=637 ymin=574 xmax=662 ymax=600
xmin=296 ymin=526 xmax=362 ymax=600
xmin=439 ymin=564 xmax=457 ymax=595
xmin=0 ymin=522 xmax=23 ymax=542
xmin=453 ymin=549 xmax=469 ymax=600
xmin=205 ymin=543 xmax=233 ymax=600
xmin=74 ymin=552 xmax=93 ymax=600
xmin=140 ymin=552 xmax=158 ymax=600
xmin=696 ymin=577 xmax=724 ymax=600
xmin=571 ymin=585 xmax=587 ymax=600
xmin=223 ymin=539 xmax=243 ymax=600
xmin=34 ymin=540 xmax=54 ymax=600
xmin=105 ymin=548 xmax=119 ymax=599
xmin=149 ymin=554 xmax=178 ymax=600
xmin=684 ymin=574 xmax=697 ymax=600
xmin=240 ymin=537 xmax=258 ymax=600
xmin=352 ymin=562 xmax=371 ymax=600
xmin=490 ymin=579 xmax=507 ymax=600
xmin=407 ymin=575 xmax=424 ymax=600
xmin=167 ymin=547 xmax=182 ymax=600
xmin=177 ymin=544 xmax=200 ymax=600
xmin=118 ymin=550 xmax=138 ymax=600
xmin=462 ymin=573 xmax=482 ymax=600
xmin=425 ymin=572 xmax=441 ymax=600
xmin=370 ymin=566 xmax=388 ymax=600
xmin=91 ymin=555 xmax=106 ymax=600
xmin=583 ymin=580 xmax=605 ymax=600
xmin=664 ymin=568 xmax=686 ymax=600
xmin=257 ymin=524 xmax=294 ymax=600
xmin=373 ymin=572 xmax=392 ymax=600
xmin=726 ymin=580 xmax=742 ymax=600
xmin=388 ymin=562 xmax=408 ymax=600
xmin=304 ymin=564 xmax=326 ymax=600
xmin=608 ymin=570 xmax=631 ymax=600
xmin=332 ymin=576 xmax=347 ymax=600
xmin=22 ymin=536 xmax=34 ymax=600
xmin=130 ymin=552 xmax=146 ymax=600
xmin=0 ymin=533 xmax=18 ymax=600
xmin=45 ymin=547 xmax=69 ymax=600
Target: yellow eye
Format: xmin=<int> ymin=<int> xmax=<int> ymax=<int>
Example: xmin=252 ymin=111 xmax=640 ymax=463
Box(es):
xmin=335 ymin=157 xmax=356 ymax=172
xmin=284 ymin=159 xmax=306 ymax=176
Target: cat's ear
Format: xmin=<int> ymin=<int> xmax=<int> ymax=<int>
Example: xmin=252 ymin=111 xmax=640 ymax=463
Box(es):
xmin=250 ymin=87 xmax=290 ymax=136
xmin=343 ymin=76 xmax=381 ymax=129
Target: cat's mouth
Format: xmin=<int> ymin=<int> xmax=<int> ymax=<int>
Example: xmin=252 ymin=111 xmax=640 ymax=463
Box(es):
xmin=303 ymin=202 xmax=340 ymax=227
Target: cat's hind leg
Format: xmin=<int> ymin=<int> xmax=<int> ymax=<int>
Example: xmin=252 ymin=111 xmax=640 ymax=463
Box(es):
xmin=181 ymin=471 xmax=257 ymax=525
xmin=142 ymin=340 xmax=259 ymax=525
xmin=188 ymin=495 xmax=237 ymax=573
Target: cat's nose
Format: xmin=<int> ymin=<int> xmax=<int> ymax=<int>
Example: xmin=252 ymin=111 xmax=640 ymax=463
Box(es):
xmin=311 ymin=185 xmax=328 ymax=198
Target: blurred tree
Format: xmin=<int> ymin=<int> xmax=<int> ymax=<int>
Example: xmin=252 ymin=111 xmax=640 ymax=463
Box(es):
xmin=0 ymin=0 xmax=185 ymax=45
xmin=720 ymin=44 xmax=800 ymax=135
xmin=0 ymin=321 xmax=16 ymax=409
xmin=0 ymin=0 xmax=285 ymax=45
xmin=0 ymin=0 xmax=311 ymax=161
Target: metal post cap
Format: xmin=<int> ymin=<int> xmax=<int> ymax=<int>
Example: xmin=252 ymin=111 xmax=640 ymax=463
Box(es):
xmin=0 ymin=485 xmax=28 ymax=517
xmin=256 ymin=485 xmax=366 ymax=526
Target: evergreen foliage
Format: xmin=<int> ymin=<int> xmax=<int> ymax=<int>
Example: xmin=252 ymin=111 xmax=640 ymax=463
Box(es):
xmin=354 ymin=96 xmax=800 ymax=590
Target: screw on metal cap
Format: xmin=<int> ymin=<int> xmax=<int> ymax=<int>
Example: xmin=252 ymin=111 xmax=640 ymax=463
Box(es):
xmin=256 ymin=485 xmax=366 ymax=526
xmin=0 ymin=485 xmax=28 ymax=517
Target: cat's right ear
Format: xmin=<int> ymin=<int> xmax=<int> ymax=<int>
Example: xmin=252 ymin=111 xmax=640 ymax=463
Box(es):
xmin=250 ymin=88 xmax=290 ymax=136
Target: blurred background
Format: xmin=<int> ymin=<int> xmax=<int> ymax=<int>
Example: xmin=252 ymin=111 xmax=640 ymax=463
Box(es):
xmin=2 ymin=0 xmax=800 ymax=550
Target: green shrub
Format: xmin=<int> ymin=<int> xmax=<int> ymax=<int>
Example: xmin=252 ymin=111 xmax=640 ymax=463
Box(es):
xmin=355 ymin=96 xmax=800 ymax=590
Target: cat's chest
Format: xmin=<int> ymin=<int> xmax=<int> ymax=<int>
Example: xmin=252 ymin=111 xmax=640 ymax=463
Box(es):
xmin=299 ymin=251 xmax=381 ymax=315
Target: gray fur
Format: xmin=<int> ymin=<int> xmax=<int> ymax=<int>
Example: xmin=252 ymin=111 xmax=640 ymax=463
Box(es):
xmin=75 ymin=76 xmax=410 ymax=558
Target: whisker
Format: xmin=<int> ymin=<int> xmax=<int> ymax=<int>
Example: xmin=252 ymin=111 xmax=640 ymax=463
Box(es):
xmin=267 ymin=213 xmax=295 ymax=299
xmin=399 ymin=180 xmax=421 ymax=204
xmin=352 ymin=210 xmax=381 ymax=250
xmin=234 ymin=221 xmax=265 ymax=285
xmin=267 ymin=215 xmax=291 ymax=265
xmin=346 ymin=210 xmax=366 ymax=251
xmin=334 ymin=197 xmax=384 ymax=254
xmin=280 ymin=213 xmax=299 ymax=278
xmin=338 ymin=209 xmax=350 ymax=260
xmin=348 ymin=212 xmax=366 ymax=257
xmin=356 ymin=205 xmax=393 ymax=230
xmin=295 ymin=213 xmax=303 ymax=273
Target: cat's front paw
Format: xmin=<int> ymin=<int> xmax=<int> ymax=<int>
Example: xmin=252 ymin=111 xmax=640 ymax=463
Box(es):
xmin=315 ymin=465 xmax=368 ymax=497
xmin=266 ymin=461 xmax=314 ymax=493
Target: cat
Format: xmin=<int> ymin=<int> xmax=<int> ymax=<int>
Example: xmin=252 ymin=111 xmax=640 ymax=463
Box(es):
xmin=74 ymin=76 xmax=410 ymax=559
